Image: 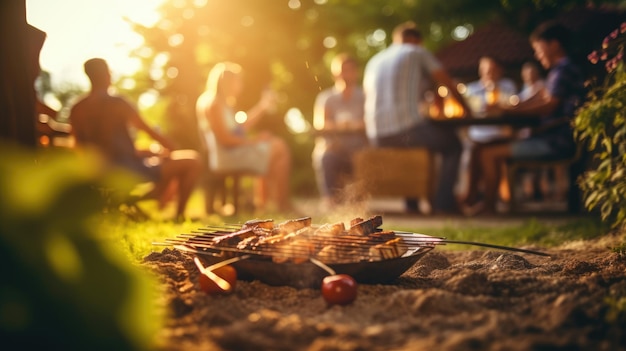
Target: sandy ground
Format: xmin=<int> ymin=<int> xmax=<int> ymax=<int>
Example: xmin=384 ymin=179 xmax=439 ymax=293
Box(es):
xmin=142 ymin=221 xmax=626 ymax=351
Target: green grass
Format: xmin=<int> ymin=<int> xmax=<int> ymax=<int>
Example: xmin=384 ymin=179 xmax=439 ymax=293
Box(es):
xmin=99 ymin=193 xmax=626 ymax=333
xmin=396 ymin=217 xmax=612 ymax=251
xmin=100 ymin=191 xmax=617 ymax=262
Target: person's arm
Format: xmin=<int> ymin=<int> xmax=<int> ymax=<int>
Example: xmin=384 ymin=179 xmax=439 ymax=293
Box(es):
xmin=36 ymin=99 xmax=58 ymax=118
xmin=68 ymin=103 xmax=88 ymax=146
xmin=67 ymin=105 xmax=80 ymax=141
xmin=313 ymin=90 xmax=338 ymax=131
xmin=205 ymin=100 xmax=249 ymax=147
xmin=505 ymin=90 xmax=560 ymax=116
xmin=241 ymin=88 xmax=276 ymax=132
xmin=122 ymin=98 xmax=176 ymax=151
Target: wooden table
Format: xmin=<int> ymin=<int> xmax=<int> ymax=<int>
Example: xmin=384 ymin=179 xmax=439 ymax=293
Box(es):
xmin=311 ymin=116 xmax=542 ymax=136
xmin=429 ymin=115 xmax=542 ymax=128
xmin=311 ymin=128 xmax=366 ymax=137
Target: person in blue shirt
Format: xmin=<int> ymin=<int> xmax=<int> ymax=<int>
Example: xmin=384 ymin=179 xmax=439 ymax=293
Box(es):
xmin=475 ymin=21 xmax=586 ymax=214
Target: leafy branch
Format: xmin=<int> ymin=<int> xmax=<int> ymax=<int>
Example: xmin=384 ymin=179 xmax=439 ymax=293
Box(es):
xmin=574 ymin=22 xmax=626 ymax=228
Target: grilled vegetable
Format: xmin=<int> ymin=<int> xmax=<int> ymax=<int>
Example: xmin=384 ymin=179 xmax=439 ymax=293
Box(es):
xmin=321 ymin=274 xmax=357 ymax=305
xmin=198 ymin=265 xmax=237 ymax=294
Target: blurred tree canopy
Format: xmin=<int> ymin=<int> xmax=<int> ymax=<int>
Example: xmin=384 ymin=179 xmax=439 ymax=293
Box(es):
xmin=130 ymin=0 xmax=623 ymax=144
xmin=126 ymin=0 xmax=624 ymax=194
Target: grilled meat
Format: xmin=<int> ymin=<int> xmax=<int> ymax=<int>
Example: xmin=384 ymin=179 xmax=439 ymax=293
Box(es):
xmin=369 ymin=238 xmax=407 ymax=260
xmin=277 ymin=217 xmax=312 ymax=234
xmin=212 ymin=228 xmax=256 ymax=247
xmin=242 ymin=219 xmax=275 ymax=230
xmin=210 ymin=215 xmax=406 ymax=263
xmin=314 ymin=222 xmax=346 ymax=237
xmin=348 ymin=215 xmax=383 ymax=235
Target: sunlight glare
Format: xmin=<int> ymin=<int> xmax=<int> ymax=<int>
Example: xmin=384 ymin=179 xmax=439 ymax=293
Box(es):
xmin=26 ymin=0 xmax=165 ymax=88
xmin=193 ymin=0 xmax=208 ymax=8
xmin=235 ymin=111 xmax=248 ymax=124
xmin=166 ymin=67 xmax=179 ymax=79
xmin=305 ymin=9 xmax=319 ymax=22
xmin=438 ymin=86 xmax=449 ymax=98
xmin=120 ymin=78 xmax=136 ymax=90
xmin=284 ymin=108 xmax=311 ymax=134
xmin=139 ymin=90 xmax=160 ymax=109
xmin=168 ymin=33 xmax=185 ymax=47
xmin=323 ymin=36 xmax=337 ymax=49
xmin=288 ymin=0 xmax=302 ymax=10
xmin=452 ymin=25 xmax=472 ymax=41
xmin=367 ymin=29 xmax=387 ymax=47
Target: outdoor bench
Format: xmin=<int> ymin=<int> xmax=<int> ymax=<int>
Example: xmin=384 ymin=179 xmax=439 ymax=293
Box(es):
xmin=352 ymin=147 xmax=435 ymax=211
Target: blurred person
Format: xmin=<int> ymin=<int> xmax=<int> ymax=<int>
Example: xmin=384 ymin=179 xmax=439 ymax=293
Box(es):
xmin=69 ymin=58 xmax=201 ymax=220
xmin=196 ymin=62 xmax=293 ymax=214
xmin=465 ymin=56 xmax=518 ymax=142
xmin=477 ymin=21 xmax=586 ymax=214
xmin=518 ymin=61 xmax=551 ymax=201
xmin=519 ymin=61 xmax=546 ymax=101
xmin=461 ymin=56 xmax=518 ymax=211
xmin=363 ymin=21 xmax=471 ymax=214
xmin=312 ymin=53 xmax=367 ymax=208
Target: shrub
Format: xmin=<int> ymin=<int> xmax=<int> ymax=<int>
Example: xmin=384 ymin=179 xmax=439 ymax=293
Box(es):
xmin=574 ymin=23 xmax=626 ymax=228
xmin=0 ymin=146 xmax=161 ymax=351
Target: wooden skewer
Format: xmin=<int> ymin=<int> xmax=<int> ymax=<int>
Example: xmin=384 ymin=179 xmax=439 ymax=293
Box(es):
xmin=194 ymin=257 xmax=232 ymax=291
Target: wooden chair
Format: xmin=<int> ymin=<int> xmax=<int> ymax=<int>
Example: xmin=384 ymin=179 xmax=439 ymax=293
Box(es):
xmin=198 ymin=133 xmax=255 ymax=216
xmin=201 ymin=148 xmax=256 ymax=215
xmin=506 ymin=143 xmax=584 ymax=213
xmin=203 ymin=170 xmax=253 ymax=215
xmin=352 ymin=147 xmax=435 ymax=211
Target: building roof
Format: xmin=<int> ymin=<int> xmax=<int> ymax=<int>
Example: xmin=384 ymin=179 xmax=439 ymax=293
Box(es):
xmin=436 ymin=22 xmax=534 ymax=81
xmin=436 ymin=7 xmax=625 ymax=81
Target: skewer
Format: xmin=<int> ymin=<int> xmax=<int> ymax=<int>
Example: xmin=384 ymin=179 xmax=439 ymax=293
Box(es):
xmin=194 ymin=257 xmax=232 ymax=291
xmin=392 ymin=231 xmax=550 ymax=257
xmin=155 ymin=226 xmax=550 ymax=263
xmin=437 ymin=240 xmax=550 ymax=257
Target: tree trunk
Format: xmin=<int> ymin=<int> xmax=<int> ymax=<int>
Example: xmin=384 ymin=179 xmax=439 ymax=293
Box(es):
xmin=0 ymin=0 xmax=45 ymax=148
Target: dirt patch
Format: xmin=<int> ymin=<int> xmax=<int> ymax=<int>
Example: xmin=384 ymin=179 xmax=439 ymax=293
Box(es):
xmin=143 ymin=237 xmax=626 ymax=351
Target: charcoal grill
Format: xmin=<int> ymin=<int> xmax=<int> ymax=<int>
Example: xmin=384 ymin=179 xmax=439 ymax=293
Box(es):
xmin=154 ymin=216 xmax=549 ymax=289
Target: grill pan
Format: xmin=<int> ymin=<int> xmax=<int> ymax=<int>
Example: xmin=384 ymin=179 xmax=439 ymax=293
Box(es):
xmin=169 ymin=233 xmax=435 ymax=288
xmin=155 ymin=216 xmax=549 ymax=289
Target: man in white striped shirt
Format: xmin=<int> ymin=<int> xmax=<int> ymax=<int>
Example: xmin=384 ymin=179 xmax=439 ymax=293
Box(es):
xmin=363 ymin=21 xmax=471 ymax=214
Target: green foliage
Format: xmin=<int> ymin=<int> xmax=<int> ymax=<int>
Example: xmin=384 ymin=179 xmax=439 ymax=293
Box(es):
xmin=127 ymin=0 xmax=624 ymax=196
xmin=0 ymin=146 xmax=161 ymax=351
xmin=574 ymin=23 xmax=626 ymax=228
xmin=612 ymin=241 xmax=626 ymax=258
xmin=97 ymin=211 xmax=220 ymax=262
xmin=604 ymin=277 xmax=626 ymax=329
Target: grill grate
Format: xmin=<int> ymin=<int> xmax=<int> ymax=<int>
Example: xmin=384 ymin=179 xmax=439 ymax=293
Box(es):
xmin=154 ymin=215 xmax=549 ymax=265
xmin=157 ymin=225 xmax=443 ymax=264
xmin=152 ymin=216 xmax=549 ymax=288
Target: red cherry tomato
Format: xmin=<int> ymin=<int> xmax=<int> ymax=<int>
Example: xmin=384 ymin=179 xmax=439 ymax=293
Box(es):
xmin=321 ymin=274 xmax=357 ymax=305
xmin=199 ymin=265 xmax=237 ymax=295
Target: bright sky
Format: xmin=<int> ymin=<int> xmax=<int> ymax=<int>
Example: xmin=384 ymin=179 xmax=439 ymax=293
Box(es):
xmin=26 ymin=0 xmax=164 ymax=89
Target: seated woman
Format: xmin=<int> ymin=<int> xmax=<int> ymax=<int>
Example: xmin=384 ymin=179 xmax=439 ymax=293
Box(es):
xmin=196 ymin=62 xmax=293 ymax=214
